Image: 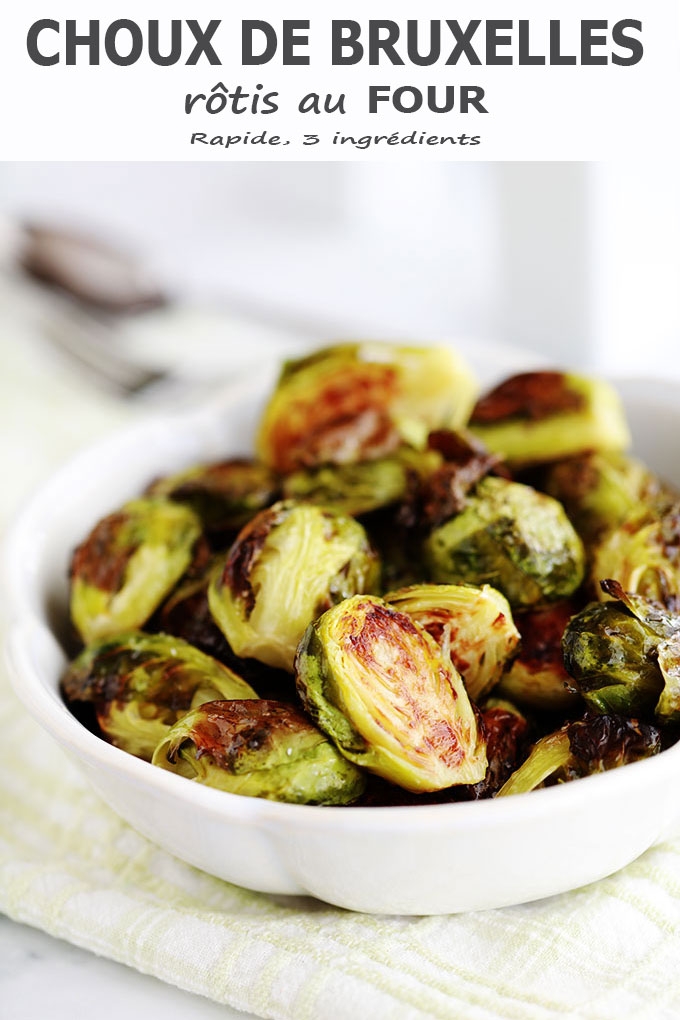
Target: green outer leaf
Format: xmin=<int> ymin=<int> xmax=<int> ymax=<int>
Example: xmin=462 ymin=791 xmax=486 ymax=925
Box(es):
xmin=497 ymin=731 xmax=571 ymax=797
xmin=424 ymin=478 xmax=585 ymax=609
xmin=562 ymin=600 xmax=664 ymax=717
xmin=282 ymin=458 xmax=410 ymax=517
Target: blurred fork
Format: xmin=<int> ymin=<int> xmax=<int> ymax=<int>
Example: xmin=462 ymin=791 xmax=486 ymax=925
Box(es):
xmin=42 ymin=300 xmax=170 ymax=397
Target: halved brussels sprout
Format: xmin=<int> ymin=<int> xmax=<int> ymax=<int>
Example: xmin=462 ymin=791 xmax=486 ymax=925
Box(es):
xmin=208 ymin=501 xmax=380 ymax=672
xmin=256 ymin=342 xmax=478 ymax=473
xmin=496 ymin=601 xmax=581 ymax=712
xmin=385 ymin=583 xmax=520 ymax=701
xmin=295 ymin=594 xmax=487 ymax=792
xmin=359 ymin=697 xmax=528 ymax=805
xmin=497 ymin=713 xmax=661 ymax=797
xmin=591 ymin=496 xmax=680 ymax=608
xmin=62 ymin=632 xmax=258 ymax=760
xmin=469 ymin=371 xmax=630 ymax=468
xmin=424 ymin=477 xmax=585 ymax=609
xmin=540 ymin=451 xmax=660 ymax=546
xmin=562 ymin=580 xmax=680 ymax=720
xmin=147 ymin=458 xmax=280 ymax=533
xmin=70 ymin=498 xmax=203 ymax=644
xmin=281 ymin=457 xmax=411 ymax=517
xmin=152 ymin=699 xmax=366 ymax=805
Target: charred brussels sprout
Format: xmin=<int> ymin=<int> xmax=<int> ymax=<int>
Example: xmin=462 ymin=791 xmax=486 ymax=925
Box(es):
xmin=398 ymin=429 xmax=503 ymax=533
xmin=469 ymin=371 xmax=630 ymax=468
xmin=147 ymin=458 xmax=279 ymax=534
xmin=158 ymin=555 xmax=232 ymax=662
xmin=424 ymin=477 xmax=585 ymax=609
xmin=562 ymin=580 xmax=680 ymax=721
xmin=466 ymin=698 xmax=530 ymax=799
xmin=281 ymin=457 xmax=412 ymax=517
xmin=152 ymin=700 xmax=365 ymax=805
xmin=209 ymin=501 xmax=380 ymax=672
xmin=62 ymin=632 xmax=258 ymax=760
xmin=541 ymin=451 xmax=660 ymax=546
xmin=295 ymin=594 xmax=487 ymax=792
xmin=256 ymin=341 xmax=477 ymax=473
xmin=497 ymin=713 xmax=661 ymax=796
xmin=591 ymin=497 xmax=680 ymax=608
xmin=385 ymin=583 xmax=520 ymax=701
xmin=70 ymin=498 xmax=203 ymax=644
xmin=496 ymin=601 xmax=581 ymax=712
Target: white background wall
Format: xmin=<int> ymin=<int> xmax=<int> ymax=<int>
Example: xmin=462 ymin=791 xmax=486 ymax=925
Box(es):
xmin=0 ymin=161 xmax=677 ymax=376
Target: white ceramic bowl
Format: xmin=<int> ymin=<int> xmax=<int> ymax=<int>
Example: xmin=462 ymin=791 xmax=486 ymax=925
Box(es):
xmin=5 ymin=356 xmax=680 ymax=915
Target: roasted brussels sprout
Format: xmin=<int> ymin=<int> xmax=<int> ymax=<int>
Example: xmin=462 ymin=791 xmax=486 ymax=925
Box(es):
xmin=540 ymin=451 xmax=660 ymax=546
xmin=397 ymin=429 xmax=503 ymax=533
xmin=70 ymin=498 xmax=203 ymax=644
xmin=591 ymin=496 xmax=680 ymax=608
xmin=562 ymin=580 xmax=680 ymax=720
xmin=295 ymin=594 xmax=487 ymax=792
xmin=497 ymin=713 xmax=661 ymax=796
xmin=61 ymin=340 xmax=678 ymax=808
xmin=152 ymin=699 xmax=366 ymax=805
xmin=281 ymin=457 xmax=411 ymax=517
xmin=147 ymin=458 xmax=280 ymax=534
xmin=359 ymin=697 xmax=529 ymax=806
xmin=158 ymin=555 xmax=297 ymax=699
xmin=158 ymin=555 xmax=231 ymax=661
xmin=256 ymin=342 xmax=478 ymax=473
xmin=466 ymin=698 xmax=530 ymax=798
xmin=469 ymin=371 xmax=630 ymax=468
xmin=209 ymin=501 xmax=380 ymax=672
xmin=62 ymin=632 xmax=258 ymax=760
xmin=385 ymin=583 xmax=520 ymax=701
xmin=371 ymin=433 xmax=502 ymax=591
xmin=496 ymin=601 xmax=581 ymax=712
xmin=657 ymin=633 xmax=680 ymax=724
xmin=424 ymin=477 xmax=585 ymax=609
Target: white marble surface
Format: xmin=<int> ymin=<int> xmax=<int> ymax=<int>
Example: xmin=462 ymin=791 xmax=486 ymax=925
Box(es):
xmin=0 ymin=916 xmax=249 ymax=1019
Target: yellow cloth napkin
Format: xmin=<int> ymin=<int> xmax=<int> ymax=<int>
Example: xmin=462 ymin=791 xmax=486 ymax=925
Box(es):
xmin=3 ymin=671 xmax=680 ymax=1020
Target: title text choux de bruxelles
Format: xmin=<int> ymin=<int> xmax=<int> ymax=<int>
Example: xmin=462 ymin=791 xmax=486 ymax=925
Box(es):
xmin=26 ymin=19 xmax=643 ymax=68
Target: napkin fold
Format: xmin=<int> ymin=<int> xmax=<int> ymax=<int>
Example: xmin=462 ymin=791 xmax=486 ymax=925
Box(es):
xmin=2 ymin=675 xmax=680 ymax=1020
